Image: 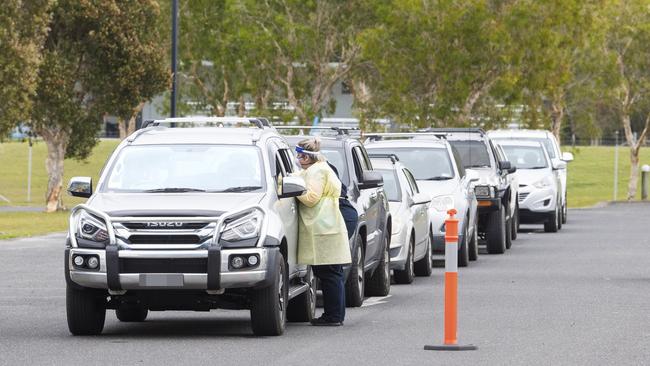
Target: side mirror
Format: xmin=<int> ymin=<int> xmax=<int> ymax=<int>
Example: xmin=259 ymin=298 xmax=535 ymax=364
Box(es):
xmin=552 ymin=160 xmax=567 ymax=171
xmin=359 ymin=170 xmax=383 ymax=190
xmin=279 ymin=176 xmax=306 ymax=198
xmin=561 ymin=152 xmax=574 ymax=162
xmin=411 ymin=192 xmax=431 ymax=206
xmin=499 ymin=161 xmax=517 ymax=174
xmin=68 ymin=177 xmax=92 ymax=198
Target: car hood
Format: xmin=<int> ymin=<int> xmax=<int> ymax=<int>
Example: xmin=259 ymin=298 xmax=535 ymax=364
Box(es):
xmin=416 ymin=179 xmax=458 ymax=197
xmin=516 ymin=169 xmax=553 ymax=186
xmin=467 ymin=167 xmax=498 ymax=187
xmin=87 ymin=192 xmax=266 ymax=217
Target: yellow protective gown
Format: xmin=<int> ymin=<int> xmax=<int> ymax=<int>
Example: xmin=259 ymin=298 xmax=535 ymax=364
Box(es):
xmin=296 ymin=161 xmax=352 ymax=265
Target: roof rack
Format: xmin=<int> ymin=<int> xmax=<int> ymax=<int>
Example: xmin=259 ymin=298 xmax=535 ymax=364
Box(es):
xmin=363 ymin=132 xmax=447 ymax=142
xmin=275 ymin=125 xmax=360 ymax=136
xmin=368 ymin=153 xmax=400 ymax=164
xmin=418 ymin=127 xmax=486 ymax=135
xmin=141 ymin=117 xmax=267 ymax=129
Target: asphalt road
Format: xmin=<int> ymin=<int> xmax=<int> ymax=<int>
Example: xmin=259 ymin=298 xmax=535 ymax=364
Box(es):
xmin=1 ymin=203 xmax=649 ymax=366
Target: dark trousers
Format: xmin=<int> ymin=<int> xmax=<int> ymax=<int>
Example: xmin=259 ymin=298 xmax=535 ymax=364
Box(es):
xmin=339 ymin=199 xmax=358 ymax=240
xmin=312 ymin=264 xmax=345 ymax=322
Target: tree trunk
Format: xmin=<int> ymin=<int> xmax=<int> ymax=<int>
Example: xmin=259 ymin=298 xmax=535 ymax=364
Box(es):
xmin=237 ymin=95 xmax=246 ymax=117
xmin=550 ymin=98 xmax=564 ymax=143
xmin=627 ymin=148 xmax=640 ymax=200
xmin=40 ymin=128 xmax=69 ymax=212
xmin=127 ymin=102 xmax=145 ymax=136
xmin=118 ymin=117 xmax=127 ymax=139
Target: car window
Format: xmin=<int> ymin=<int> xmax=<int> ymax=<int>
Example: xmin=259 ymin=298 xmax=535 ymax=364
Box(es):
xmin=403 ymin=168 xmax=420 ymax=194
xmin=103 ymin=144 xmax=264 ymax=193
xmin=494 ymin=137 xmax=557 ymax=159
xmin=367 ymin=147 xmax=454 ymax=181
xmin=377 ymin=169 xmax=401 ymax=201
xmin=279 ymin=148 xmax=294 ymax=174
xmin=320 ymin=147 xmax=350 ymax=185
xmin=446 ymin=140 xmax=492 ymax=169
xmin=359 ymin=146 xmax=374 ymax=170
xmin=450 ymin=146 xmax=466 ymax=178
xmin=501 ymin=145 xmax=549 ymax=169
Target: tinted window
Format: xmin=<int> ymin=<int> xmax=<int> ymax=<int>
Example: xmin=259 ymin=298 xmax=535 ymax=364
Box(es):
xmin=320 ymin=148 xmax=350 ymax=185
xmin=377 ymin=169 xmax=401 ymax=201
xmin=501 ymin=145 xmax=549 ymax=169
xmin=104 ymin=145 xmax=264 ymax=193
xmin=450 ymin=146 xmax=466 ymax=178
xmin=367 ymin=147 xmax=454 ymax=181
xmin=403 ymin=169 xmax=420 ymax=194
xmin=493 ymin=137 xmax=557 ymax=159
xmin=446 ymin=140 xmax=491 ymax=168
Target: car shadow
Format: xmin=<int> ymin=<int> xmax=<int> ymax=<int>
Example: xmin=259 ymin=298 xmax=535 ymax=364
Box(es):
xmin=101 ymin=314 xmax=259 ymax=338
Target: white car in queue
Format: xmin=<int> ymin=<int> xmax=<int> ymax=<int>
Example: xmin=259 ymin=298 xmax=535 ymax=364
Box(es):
xmin=365 ymin=137 xmax=479 ymax=267
xmin=494 ymin=140 xmax=564 ymax=232
xmin=368 ymin=154 xmax=432 ymax=284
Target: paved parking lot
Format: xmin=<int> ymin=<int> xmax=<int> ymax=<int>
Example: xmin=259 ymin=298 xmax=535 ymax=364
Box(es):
xmin=1 ymin=203 xmax=648 ymax=366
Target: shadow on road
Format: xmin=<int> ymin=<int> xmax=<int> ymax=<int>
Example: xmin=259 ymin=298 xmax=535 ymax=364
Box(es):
xmin=101 ymin=315 xmax=259 ymax=338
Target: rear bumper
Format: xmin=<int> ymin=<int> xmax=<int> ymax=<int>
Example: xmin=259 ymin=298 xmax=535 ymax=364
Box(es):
xmin=66 ymin=246 xmax=277 ymax=292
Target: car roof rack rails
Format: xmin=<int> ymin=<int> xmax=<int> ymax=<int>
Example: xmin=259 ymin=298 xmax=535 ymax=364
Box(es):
xmin=275 ymin=126 xmax=360 ymax=136
xmin=144 ymin=117 xmax=266 ymax=129
xmin=363 ymin=132 xmax=446 ymax=142
xmin=418 ymin=127 xmax=486 ymax=135
xmin=367 ymin=153 xmax=400 ymax=164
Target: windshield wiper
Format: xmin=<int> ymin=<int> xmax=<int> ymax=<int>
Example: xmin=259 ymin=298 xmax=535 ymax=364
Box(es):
xmin=144 ymin=188 xmax=206 ymax=193
xmin=219 ymin=186 xmax=263 ymax=193
xmin=467 ymin=164 xmax=490 ymax=168
xmin=529 ymin=166 xmax=547 ymax=169
xmin=423 ymin=176 xmax=453 ymax=181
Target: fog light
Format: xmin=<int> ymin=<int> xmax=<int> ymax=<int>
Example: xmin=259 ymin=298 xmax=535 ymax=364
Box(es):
xmin=73 ymin=255 xmax=84 ymax=267
xmin=231 ymin=256 xmax=244 ymax=269
xmin=87 ymin=256 xmax=99 ymax=269
xmin=248 ymin=255 xmax=259 ymax=266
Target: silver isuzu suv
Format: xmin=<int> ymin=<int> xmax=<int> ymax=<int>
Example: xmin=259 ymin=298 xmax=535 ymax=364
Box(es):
xmin=65 ymin=117 xmax=316 ymax=336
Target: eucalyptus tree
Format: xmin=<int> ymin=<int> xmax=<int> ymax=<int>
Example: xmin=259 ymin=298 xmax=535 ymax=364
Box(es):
xmin=0 ymin=0 xmax=52 ymax=136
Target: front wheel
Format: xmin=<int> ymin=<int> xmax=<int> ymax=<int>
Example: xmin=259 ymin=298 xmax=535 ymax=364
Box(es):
xmin=345 ymin=236 xmax=365 ymax=307
xmin=511 ymin=205 xmax=519 ymax=241
xmin=486 ymin=204 xmax=507 ymax=254
xmin=414 ymin=231 xmax=432 ymax=276
xmin=287 ymin=267 xmax=316 ymax=322
xmin=544 ymin=204 xmax=560 ymax=233
xmin=394 ymin=236 xmax=414 ymax=284
xmin=250 ymin=253 xmax=288 ymax=336
xmin=365 ymin=235 xmax=391 ymax=297
xmin=66 ymin=285 xmax=106 ymax=335
xmin=468 ymin=220 xmax=479 ymax=261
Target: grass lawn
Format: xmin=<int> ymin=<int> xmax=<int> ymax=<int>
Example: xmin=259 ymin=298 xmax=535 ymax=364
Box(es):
xmin=0 ymin=140 xmax=649 ymax=239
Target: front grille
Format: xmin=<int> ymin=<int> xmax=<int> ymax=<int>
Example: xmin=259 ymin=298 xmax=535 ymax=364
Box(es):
xmin=119 ymin=258 xmax=207 ymax=273
xmin=128 ymin=235 xmax=201 ymax=244
xmin=122 ymin=222 xmax=208 ymax=230
xmin=519 ymin=192 xmax=530 ymax=202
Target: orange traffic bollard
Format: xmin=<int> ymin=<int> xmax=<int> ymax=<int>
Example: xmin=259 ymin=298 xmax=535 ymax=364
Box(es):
xmin=424 ymin=209 xmax=477 ymax=351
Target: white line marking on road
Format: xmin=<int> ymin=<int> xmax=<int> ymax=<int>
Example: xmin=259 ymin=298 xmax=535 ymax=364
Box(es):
xmin=361 ymin=295 xmax=391 ymax=307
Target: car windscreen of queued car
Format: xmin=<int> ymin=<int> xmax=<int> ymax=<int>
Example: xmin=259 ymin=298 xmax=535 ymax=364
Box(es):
xmin=369 ymin=155 xmax=432 ymax=284
xmin=488 ymin=129 xmax=573 ymax=225
xmin=494 ymin=139 xmax=564 ymax=233
xmin=364 ymin=137 xmax=479 ymax=268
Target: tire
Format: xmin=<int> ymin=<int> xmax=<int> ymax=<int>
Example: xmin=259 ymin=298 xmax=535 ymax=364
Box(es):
xmin=414 ymin=231 xmax=432 ymax=276
xmin=365 ymin=234 xmax=391 ymax=297
xmin=561 ymin=195 xmax=568 ymax=224
xmin=116 ymin=306 xmax=148 ymax=322
xmin=511 ymin=205 xmax=519 ymax=241
xmin=345 ymin=236 xmax=365 ymax=307
xmin=250 ymin=253 xmax=287 ymax=336
xmin=394 ymin=236 xmax=415 ymax=284
xmin=458 ymin=221 xmax=469 ymax=267
xmin=544 ymin=204 xmax=560 ymax=233
xmin=468 ymin=220 xmax=479 ymax=262
xmin=66 ymin=285 xmax=106 ymax=336
xmin=486 ymin=204 xmax=507 ymax=254
xmin=505 ymin=216 xmax=513 ymax=249
xmin=287 ymin=267 xmax=316 ymax=322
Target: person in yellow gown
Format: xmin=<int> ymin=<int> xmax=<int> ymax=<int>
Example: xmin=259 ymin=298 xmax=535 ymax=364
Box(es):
xmin=295 ymin=138 xmax=351 ymax=326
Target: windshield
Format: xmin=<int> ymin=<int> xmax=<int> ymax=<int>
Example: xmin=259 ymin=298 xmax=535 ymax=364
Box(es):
xmin=501 ymin=145 xmax=548 ymax=169
xmin=367 ymin=147 xmax=454 ymax=180
xmin=320 ymin=148 xmax=350 ymax=185
xmin=494 ymin=137 xmax=556 ymax=159
xmin=376 ymin=169 xmax=401 ymax=201
xmin=446 ymin=140 xmax=491 ymax=168
xmin=102 ymin=145 xmax=265 ymax=193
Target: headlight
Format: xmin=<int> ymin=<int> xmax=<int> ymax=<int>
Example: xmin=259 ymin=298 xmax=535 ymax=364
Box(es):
xmin=220 ymin=209 xmax=264 ymax=242
xmin=532 ymin=176 xmax=553 ymax=189
xmin=76 ymin=210 xmax=109 ymax=242
xmin=474 ymin=185 xmax=496 ymax=199
xmin=431 ymin=195 xmax=454 ymax=212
